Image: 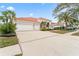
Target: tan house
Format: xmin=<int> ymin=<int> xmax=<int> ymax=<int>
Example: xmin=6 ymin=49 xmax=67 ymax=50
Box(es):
xmin=16 ymin=17 xmax=51 ymax=31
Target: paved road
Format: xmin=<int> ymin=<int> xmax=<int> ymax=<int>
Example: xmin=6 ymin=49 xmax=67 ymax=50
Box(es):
xmin=16 ymin=31 xmax=79 ymax=56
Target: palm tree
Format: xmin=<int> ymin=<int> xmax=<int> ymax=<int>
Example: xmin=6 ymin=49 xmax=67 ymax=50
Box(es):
xmin=53 ymin=3 xmax=79 ymax=14
xmin=57 ymin=12 xmax=79 ymax=29
xmin=57 ymin=12 xmax=70 ymax=29
xmin=0 ymin=16 xmax=4 ymax=22
xmin=53 ymin=3 xmax=79 ymax=29
xmin=0 ymin=10 xmax=16 ymax=34
xmin=8 ymin=10 xmax=16 ymax=24
xmin=1 ymin=10 xmax=16 ymax=24
xmin=40 ymin=21 xmax=47 ymax=29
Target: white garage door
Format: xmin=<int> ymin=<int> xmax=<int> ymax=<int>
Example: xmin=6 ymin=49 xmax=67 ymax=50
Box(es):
xmin=16 ymin=22 xmax=40 ymax=31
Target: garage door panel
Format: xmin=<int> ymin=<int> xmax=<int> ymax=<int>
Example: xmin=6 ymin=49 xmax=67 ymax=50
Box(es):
xmin=16 ymin=23 xmax=40 ymax=31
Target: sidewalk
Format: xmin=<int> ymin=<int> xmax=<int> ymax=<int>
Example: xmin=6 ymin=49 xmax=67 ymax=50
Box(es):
xmin=0 ymin=44 xmax=21 ymax=56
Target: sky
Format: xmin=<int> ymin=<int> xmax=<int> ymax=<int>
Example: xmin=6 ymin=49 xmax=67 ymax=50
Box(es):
xmin=0 ymin=3 xmax=58 ymax=22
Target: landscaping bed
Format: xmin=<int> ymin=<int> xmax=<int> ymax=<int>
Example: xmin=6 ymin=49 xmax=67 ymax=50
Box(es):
xmin=72 ymin=32 xmax=79 ymax=36
xmin=15 ymin=53 xmax=23 ymax=56
xmin=50 ymin=30 xmax=71 ymax=34
xmin=0 ymin=33 xmax=16 ymax=37
xmin=0 ymin=36 xmax=18 ymax=48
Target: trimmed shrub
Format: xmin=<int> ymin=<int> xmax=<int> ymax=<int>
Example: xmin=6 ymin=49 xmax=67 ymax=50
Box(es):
xmin=0 ymin=23 xmax=16 ymax=34
xmin=53 ymin=26 xmax=65 ymax=30
xmin=40 ymin=28 xmax=51 ymax=31
xmin=40 ymin=28 xmax=47 ymax=31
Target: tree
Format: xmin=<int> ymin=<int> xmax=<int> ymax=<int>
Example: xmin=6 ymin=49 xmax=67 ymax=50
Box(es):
xmin=46 ymin=22 xmax=49 ymax=29
xmin=53 ymin=3 xmax=79 ymax=29
xmin=57 ymin=12 xmax=70 ymax=29
xmin=0 ymin=10 xmax=16 ymax=34
xmin=57 ymin=12 xmax=79 ymax=29
xmin=53 ymin=3 xmax=79 ymax=15
xmin=1 ymin=10 xmax=16 ymax=24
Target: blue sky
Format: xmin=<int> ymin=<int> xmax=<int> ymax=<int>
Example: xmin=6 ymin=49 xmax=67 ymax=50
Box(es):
xmin=0 ymin=3 xmax=57 ymax=22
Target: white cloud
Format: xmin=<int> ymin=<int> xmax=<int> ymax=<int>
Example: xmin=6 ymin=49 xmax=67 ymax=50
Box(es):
xmin=7 ymin=6 xmax=15 ymax=11
xmin=29 ymin=13 xmax=33 ymax=16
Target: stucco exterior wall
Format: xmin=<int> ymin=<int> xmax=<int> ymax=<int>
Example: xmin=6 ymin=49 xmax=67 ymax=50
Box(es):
xmin=16 ymin=21 xmax=40 ymax=31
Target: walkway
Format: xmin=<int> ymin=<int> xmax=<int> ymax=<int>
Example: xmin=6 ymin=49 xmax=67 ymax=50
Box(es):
xmin=16 ymin=31 xmax=79 ymax=56
xmin=0 ymin=44 xmax=21 ymax=56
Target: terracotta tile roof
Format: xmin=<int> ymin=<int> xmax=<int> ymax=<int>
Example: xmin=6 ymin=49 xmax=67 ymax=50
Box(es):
xmin=16 ymin=17 xmax=48 ymax=22
xmin=16 ymin=17 xmax=39 ymax=22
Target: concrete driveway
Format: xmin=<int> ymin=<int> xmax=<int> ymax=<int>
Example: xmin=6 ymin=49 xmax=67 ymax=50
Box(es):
xmin=16 ymin=31 xmax=79 ymax=56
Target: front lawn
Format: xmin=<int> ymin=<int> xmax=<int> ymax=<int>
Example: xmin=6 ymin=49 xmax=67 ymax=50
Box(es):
xmin=72 ymin=32 xmax=79 ymax=36
xmin=0 ymin=36 xmax=18 ymax=48
xmin=50 ymin=30 xmax=71 ymax=34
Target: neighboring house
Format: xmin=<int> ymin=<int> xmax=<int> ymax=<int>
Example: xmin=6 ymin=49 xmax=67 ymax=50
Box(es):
xmin=51 ymin=21 xmax=79 ymax=29
xmin=51 ymin=21 xmax=65 ymax=29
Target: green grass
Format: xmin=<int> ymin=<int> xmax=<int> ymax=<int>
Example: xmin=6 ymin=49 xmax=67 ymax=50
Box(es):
xmin=50 ymin=30 xmax=71 ymax=34
xmin=15 ymin=53 xmax=23 ymax=56
xmin=72 ymin=32 xmax=79 ymax=36
xmin=0 ymin=36 xmax=18 ymax=48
